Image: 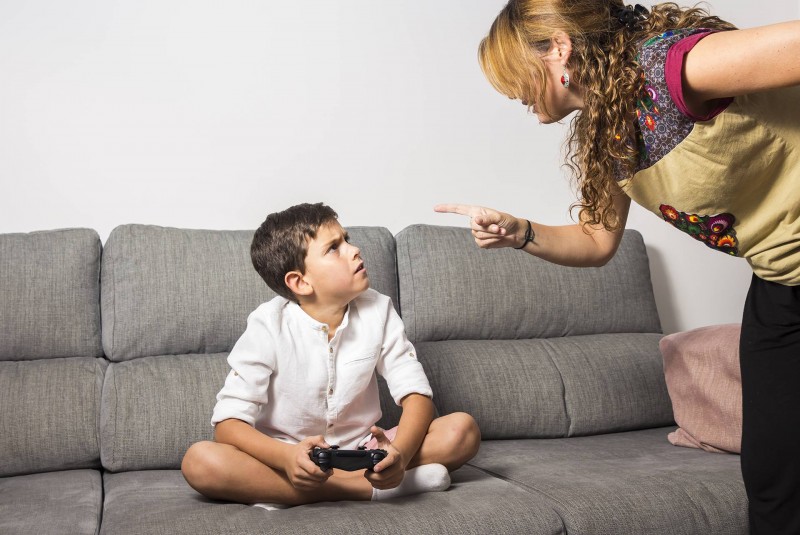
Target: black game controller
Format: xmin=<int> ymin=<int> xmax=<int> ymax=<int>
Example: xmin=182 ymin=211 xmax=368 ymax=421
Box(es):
xmin=311 ymin=445 xmax=387 ymax=471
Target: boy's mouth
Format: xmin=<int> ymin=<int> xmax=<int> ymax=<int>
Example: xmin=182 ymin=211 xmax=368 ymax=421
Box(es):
xmin=354 ymin=262 xmax=365 ymax=274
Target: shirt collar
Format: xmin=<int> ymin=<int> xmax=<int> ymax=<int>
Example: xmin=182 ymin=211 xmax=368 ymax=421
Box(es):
xmin=288 ymin=301 xmax=351 ymax=333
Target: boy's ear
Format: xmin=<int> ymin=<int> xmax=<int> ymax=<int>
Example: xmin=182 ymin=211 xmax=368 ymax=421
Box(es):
xmin=285 ymin=270 xmax=313 ymax=298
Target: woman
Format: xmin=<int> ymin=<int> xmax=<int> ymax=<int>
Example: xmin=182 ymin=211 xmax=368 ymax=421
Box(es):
xmin=436 ymin=1 xmax=800 ymax=533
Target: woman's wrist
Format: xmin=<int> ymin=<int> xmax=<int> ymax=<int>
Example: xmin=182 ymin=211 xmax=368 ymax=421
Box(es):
xmin=514 ymin=219 xmax=534 ymax=249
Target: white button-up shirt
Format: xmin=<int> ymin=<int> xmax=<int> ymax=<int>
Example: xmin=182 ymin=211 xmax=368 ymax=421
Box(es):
xmin=211 ymin=288 xmax=433 ymax=449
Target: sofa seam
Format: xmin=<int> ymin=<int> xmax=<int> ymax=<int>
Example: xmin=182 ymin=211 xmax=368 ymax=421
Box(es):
xmin=541 ymin=338 xmax=572 ymax=437
xmin=110 ymin=228 xmax=117 ymax=361
xmin=398 ymin=228 xmax=417 ymax=342
xmin=94 ymin=468 xmax=104 ymax=535
xmin=94 ymin=359 xmax=102 ymax=468
xmin=94 ymin=231 xmax=103 ymax=358
xmin=111 ymin=363 xmax=118 ymax=470
xmin=466 ymin=463 xmax=569 ymax=534
xmin=390 ymin=228 xmax=400 ymax=318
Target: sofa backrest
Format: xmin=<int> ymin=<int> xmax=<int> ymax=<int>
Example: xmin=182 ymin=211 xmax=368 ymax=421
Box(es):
xmin=98 ymin=224 xmax=398 ymax=471
xmin=396 ymin=225 xmax=672 ymax=439
xmin=0 ymin=229 xmax=106 ymax=477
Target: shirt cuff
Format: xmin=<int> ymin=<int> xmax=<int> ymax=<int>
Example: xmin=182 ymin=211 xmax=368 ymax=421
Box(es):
xmin=665 ymin=31 xmax=733 ymax=122
xmin=210 ymin=397 xmax=259 ymax=427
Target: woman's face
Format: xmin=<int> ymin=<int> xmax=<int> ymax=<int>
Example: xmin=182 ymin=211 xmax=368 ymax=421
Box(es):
xmin=519 ymin=35 xmax=584 ymax=124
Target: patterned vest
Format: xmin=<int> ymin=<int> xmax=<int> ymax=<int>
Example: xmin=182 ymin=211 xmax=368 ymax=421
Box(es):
xmin=618 ymin=29 xmax=800 ymax=285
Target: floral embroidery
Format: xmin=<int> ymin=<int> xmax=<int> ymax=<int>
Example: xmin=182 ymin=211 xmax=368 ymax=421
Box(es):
xmin=660 ymin=204 xmax=739 ymax=256
xmin=642 ymin=30 xmax=676 ymax=47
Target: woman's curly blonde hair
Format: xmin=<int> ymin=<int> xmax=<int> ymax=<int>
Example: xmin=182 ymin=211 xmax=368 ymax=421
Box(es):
xmin=478 ymin=1 xmax=735 ymax=231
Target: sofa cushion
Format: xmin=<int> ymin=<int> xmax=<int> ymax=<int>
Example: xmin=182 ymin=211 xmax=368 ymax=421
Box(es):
xmin=416 ymin=340 xmax=569 ymax=439
xmin=101 ymin=354 xmax=412 ymax=471
xmin=469 ymin=428 xmax=747 ymax=535
xmin=0 ymin=357 xmax=106 ymax=477
xmin=0 ymin=228 xmax=102 ymax=360
xmin=101 ymin=354 xmax=226 ymax=472
xmin=661 ymin=324 xmax=742 ymax=453
xmin=100 ymin=467 xmax=565 ymax=535
xmin=416 ymin=333 xmax=672 ymax=439
xmin=101 ymin=225 xmax=397 ymax=361
xmin=0 ymin=469 xmax=102 ymax=535
xmin=396 ymin=225 xmax=661 ymax=342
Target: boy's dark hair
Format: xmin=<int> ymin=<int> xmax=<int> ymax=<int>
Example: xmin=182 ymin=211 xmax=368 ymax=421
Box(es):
xmin=251 ymin=203 xmax=339 ymax=302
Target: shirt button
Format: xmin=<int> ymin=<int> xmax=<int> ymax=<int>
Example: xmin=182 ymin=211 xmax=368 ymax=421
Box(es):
xmin=328 ymin=387 xmax=334 ymax=395
xmin=329 ymin=347 xmax=333 ymax=354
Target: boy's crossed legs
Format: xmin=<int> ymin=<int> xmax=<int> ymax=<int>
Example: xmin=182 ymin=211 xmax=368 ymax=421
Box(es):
xmin=182 ymin=412 xmax=480 ymax=506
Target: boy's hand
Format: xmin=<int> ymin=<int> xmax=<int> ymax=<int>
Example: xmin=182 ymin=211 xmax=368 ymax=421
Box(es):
xmin=364 ymin=426 xmax=406 ymax=490
xmin=284 ymin=435 xmax=332 ymax=490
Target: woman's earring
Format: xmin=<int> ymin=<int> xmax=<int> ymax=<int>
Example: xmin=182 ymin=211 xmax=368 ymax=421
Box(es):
xmin=561 ymin=67 xmax=570 ymax=89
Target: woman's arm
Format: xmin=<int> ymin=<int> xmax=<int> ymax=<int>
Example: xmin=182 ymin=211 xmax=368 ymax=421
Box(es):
xmin=434 ymin=191 xmax=631 ymax=268
xmin=684 ymin=21 xmax=800 ymax=103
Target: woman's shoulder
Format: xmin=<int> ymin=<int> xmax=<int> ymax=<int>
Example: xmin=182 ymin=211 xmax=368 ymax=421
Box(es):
xmin=638 ymin=28 xmax=710 ymax=56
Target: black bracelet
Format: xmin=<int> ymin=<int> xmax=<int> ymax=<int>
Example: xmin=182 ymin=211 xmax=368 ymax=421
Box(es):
xmin=514 ymin=219 xmax=535 ymax=249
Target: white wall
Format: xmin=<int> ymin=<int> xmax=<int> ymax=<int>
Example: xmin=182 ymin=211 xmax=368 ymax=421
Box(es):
xmin=1 ymin=1 xmax=796 ymax=333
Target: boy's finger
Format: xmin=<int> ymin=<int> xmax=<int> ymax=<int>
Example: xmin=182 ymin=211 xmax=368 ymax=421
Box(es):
xmin=372 ymin=457 xmax=392 ymax=473
xmin=307 ymin=435 xmax=330 ymax=449
xmin=370 ymin=425 xmax=386 ymax=441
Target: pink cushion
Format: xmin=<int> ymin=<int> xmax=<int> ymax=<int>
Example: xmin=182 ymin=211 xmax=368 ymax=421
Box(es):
xmin=660 ymin=324 xmax=742 ymax=454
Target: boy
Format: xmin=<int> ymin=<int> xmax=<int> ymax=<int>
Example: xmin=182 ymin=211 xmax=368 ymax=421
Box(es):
xmin=182 ymin=203 xmax=480 ymax=507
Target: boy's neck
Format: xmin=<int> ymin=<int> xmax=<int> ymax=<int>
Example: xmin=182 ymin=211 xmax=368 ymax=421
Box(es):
xmin=299 ymin=300 xmax=349 ymax=340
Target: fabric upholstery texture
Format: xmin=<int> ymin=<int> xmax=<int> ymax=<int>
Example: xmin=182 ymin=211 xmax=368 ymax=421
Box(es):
xmin=551 ymin=333 xmax=673 ymax=436
xmin=0 ymin=228 xmax=102 ymax=361
xmin=396 ymin=226 xmax=661 ymax=342
xmin=101 ymin=225 xmax=397 ymax=361
xmin=661 ymin=324 xmax=742 ymax=453
xmin=415 ymin=339 xmax=570 ymax=439
xmin=0 ymin=357 xmax=106 ymax=477
xmin=469 ymin=427 xmax=747 ymax=535
xmin=100 ymin=225 xmax=271 ymax=361
xmin=416 ymin=333 xmax=672 ymax=439
xmin=100 ymin=467 xmax=565 ymax=535
xmin=101 ymin=353 xmax=227 ymax=472
xmin=0 ymin=470 xmax=102 ymax=535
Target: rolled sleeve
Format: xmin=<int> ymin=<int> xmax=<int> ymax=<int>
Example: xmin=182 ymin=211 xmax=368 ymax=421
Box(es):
xmin=376 ymin=300 xmax=433 ymax=405
xmin=211 ymin=309 xmax=276 ymax=427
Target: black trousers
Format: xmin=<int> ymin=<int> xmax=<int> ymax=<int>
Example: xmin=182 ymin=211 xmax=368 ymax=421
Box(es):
xmin=740 ymin=274 xmax=800 ymax=534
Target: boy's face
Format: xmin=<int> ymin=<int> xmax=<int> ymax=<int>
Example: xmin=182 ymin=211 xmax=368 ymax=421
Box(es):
xmin=301 ymin=221 xmax=369 ymax=305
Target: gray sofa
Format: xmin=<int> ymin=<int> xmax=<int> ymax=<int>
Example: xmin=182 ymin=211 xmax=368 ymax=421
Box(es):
xmin=0 ymin=223 xmax=747 ymax=534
